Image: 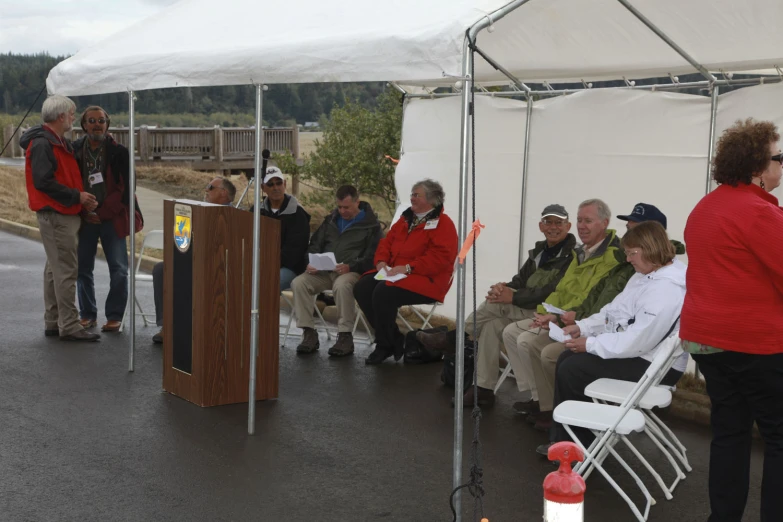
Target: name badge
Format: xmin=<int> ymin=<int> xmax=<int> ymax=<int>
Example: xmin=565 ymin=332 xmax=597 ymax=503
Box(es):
xmin=424 ymin=219 xmax=439 ymax=230
xmin=88 ymin=172 xmax=105 ymax=187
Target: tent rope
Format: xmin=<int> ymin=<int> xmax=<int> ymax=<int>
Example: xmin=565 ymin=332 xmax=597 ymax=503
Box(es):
xmin=0 ymin=84 xmax=47 ymax=157
xmin=449 ymin=33 xmax=485 ymax=522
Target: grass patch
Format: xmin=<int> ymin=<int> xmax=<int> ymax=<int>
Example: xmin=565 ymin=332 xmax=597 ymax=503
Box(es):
xmin=0 ymin=166 xmax=36 ymax=228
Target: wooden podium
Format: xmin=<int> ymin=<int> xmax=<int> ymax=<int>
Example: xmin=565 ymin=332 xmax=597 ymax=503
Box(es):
xmin=162 ymin=199 xmax=280 ymax=407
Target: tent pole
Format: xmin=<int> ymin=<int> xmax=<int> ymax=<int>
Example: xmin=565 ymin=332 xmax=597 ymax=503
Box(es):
xmin=616 ymin=0 xmax=715 ymax=82
xmin=452 ymin=35 xmax=474 ymax=521
xmin=128 ymin=90 xmax=136 ymax=372
xmin=705 ymin=86 xmax=719 ymax=195
xmin=517 ymin=96 xmax=533 ymax=267
xmin=248 ymin=83 xmax=264 ymax=435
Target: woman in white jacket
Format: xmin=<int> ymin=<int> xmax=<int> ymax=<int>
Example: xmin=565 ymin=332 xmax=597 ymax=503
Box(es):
xmin=539 ymin=221 xmax=688 ymax=452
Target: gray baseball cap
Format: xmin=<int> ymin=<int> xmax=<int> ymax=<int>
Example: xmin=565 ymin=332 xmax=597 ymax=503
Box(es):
xmin=541 ymin=204 xmax=568 ymax=220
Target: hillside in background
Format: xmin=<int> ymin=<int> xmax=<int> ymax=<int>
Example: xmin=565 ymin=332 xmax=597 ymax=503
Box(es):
xmin=0 ymin=53 xmax=388 ymax=126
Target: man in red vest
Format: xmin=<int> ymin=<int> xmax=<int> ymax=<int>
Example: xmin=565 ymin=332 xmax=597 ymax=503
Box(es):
xmin=20 ymin=95 xmax=101 ymax=342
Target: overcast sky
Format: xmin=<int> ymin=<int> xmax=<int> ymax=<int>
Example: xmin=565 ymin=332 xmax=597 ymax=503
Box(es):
xmin=1 ymin=0 xmax=178 ymax=56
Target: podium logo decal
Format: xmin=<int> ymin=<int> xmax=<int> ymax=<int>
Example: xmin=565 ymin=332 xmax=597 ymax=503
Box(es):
xmin=174 ymin=204 xmax=192 ymax=253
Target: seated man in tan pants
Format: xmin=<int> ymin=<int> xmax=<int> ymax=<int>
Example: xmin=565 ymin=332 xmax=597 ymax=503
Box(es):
xmin=291 ymin=185 xmax=382 ymax=357
xmin=502 ymin=199 xmax=621 ymax=430
xmin=417 ymin=204 xmax=576 ymax=407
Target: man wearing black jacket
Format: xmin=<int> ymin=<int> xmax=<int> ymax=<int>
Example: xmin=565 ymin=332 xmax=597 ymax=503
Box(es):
xmin=257 ymin=167 xmax=310 ymax=290
xmin=73 ymin=106 xmax=140 ymax=333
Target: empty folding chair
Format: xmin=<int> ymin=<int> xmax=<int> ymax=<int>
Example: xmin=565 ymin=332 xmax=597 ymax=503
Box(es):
xmin=552 ymin=333 xmax=683 ymax=522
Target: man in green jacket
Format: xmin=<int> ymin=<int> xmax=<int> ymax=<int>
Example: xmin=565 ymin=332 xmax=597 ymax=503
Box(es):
xmin=500 ymin=199 xmax=620 ymax=428
xmin=417 ymin=204 xmax=576 ymax=407
xmin=291 ymin=185 xmax=382 ymax=356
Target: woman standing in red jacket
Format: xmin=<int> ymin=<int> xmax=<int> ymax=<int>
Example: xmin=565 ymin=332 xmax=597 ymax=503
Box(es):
xmin=354 ymin=179 xmax=458 ymax=365
xmin=681 ymin=118 xmax=783 ymax=522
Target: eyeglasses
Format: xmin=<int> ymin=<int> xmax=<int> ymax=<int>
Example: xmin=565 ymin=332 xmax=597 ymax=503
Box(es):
xmin=265 ymin=179 xmax=284 ymax=188
xmin=772 ymin=153 xmax=783 ymax=165
xmin=624 ymin=249 xmax=641 ymax=257
xmin=205 ymin=184 xmax=223 ymax=191
xmin=410 ymin=192 xmax=424 ymax=199
xmin=541 ymin=218 xmax=566 ymax=227
xmin=87 ymin=118 xmax=108 ymax=124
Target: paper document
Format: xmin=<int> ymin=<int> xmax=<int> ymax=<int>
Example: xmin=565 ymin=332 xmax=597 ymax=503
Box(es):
xmin=308 ymin=253 xmax=337 ymax=271
xmin=548 ymin=322 xmax=572 ymax=343
xmin=543 ymin=303 xmax=567 ymax=315
xmin=374 ymin=267 xmax=407 ymax=283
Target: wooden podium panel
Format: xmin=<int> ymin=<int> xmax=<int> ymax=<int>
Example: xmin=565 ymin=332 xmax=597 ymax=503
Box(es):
xmin=162 ymin=200 xmax=280 ymax=407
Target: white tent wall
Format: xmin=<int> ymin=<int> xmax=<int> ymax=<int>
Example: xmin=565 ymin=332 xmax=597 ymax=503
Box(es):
xmin=394 ymin=96 xmax=528 ymax=320
xmin=397 ymin=83 xmax=783 ymax=322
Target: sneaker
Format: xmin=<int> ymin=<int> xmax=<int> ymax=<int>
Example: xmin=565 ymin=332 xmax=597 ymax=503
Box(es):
xmin=328 ymin=332 xmax=354 ymax=357
xmin=297 ymin=327 xmax=320 ymax=354
xmin=60 ymin=329 xmax=100 ymax=342
xmin=152 ymin=329 xmax=164 ymax=344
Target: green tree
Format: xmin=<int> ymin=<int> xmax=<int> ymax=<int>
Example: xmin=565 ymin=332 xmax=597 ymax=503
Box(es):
xmin=301 ymin=88 xmax=402 ymax=216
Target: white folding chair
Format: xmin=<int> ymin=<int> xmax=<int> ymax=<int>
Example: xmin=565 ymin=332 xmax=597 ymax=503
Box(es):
xmin=494 ymin=351 xmax=516 ymax=394
xmin=397 ymin=302 xmax=440 ymax=332
xmin=121 ymin=229 xmax=163 ymax=332
xmin=281 ymin=291 xmax=374 ymax=346
xmin=585 ymin=349 xmax=692 ymax=498
xmin=552 ymin=333 xmax=683 ymax=522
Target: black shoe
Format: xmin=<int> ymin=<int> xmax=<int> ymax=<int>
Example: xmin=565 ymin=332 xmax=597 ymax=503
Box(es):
xmin=328 ymin=332 xmax=354 ymax=357
xmin=452 ymin=386 xmax=495 ymax=408
xmin=365 ymin=346 xmax=393 ymax=365
xmin=45 ymin=329 xmax=59 ymax=337
xmin=152 ymin=329 xmax=164 ymax=344
xmin=297 ymin=327 xmax=320 ymax=354
xmin=536 ymin=442 xmax=553 ymax=458
xmin=60 ymin=329 xmax=100 ymax=342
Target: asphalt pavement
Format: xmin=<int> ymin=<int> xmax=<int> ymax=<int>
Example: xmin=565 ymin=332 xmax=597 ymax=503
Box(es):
xmin=0 ymin=230 xmax=766 ymax=522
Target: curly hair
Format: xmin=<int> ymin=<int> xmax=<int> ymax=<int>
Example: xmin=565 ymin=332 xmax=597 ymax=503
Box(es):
xmin=712 ymin=118 xmax=780 ymax=186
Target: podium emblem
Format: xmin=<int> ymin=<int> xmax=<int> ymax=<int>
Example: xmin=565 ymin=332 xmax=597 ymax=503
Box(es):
xmin=173 ymin=204 xmax=192 ymax=253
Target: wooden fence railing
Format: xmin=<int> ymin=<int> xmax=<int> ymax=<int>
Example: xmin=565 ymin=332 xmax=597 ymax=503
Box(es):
xmin=2 ymin=125 xmax=299 ymax=166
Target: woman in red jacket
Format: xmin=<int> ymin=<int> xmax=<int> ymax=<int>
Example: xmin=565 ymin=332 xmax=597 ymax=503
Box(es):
xmin=354 ymin=179 xmax=458 ymax=365
xmin=681 ymin=118 xmax=783 ymax=522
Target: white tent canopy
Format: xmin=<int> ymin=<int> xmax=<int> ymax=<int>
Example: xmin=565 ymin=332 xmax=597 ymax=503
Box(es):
xmin=47 ymin=0 xmax=783 ymax=96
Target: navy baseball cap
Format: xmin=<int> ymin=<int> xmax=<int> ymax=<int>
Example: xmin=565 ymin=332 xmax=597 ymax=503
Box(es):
xmin=617 ymin=203 xmax=667 ymax=229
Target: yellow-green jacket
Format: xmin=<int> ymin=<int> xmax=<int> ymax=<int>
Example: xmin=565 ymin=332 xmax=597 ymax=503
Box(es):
xmin=537 ymin=229 xmax=621 ymax=314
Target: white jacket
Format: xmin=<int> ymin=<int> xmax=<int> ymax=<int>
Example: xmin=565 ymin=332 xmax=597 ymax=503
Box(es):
xmin=575 ymin=258 xmax=688 ymax=372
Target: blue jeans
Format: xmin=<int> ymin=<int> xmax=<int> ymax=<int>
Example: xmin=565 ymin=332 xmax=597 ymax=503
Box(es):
xmin=77 ymin=220 xmax=129 ymax=321
xmin=280 ymin=267 xmax=296 ymax=291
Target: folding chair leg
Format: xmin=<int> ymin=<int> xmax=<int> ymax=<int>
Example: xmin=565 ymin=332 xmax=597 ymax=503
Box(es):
xmin=620 ymin=432 xmax=675 ymax=501
xmin=643 ymin=426 xmax=686 ymax=494
xmin=313 ymin=297 xmax=332 ymax=341
xmin=281 ymin=294 xmax=294 ymax=347
xmin=397 ymin=311 xmax=415 ymax=333
xmin=646 ymin=410 xmax=692 ymax=472
xmin=564 ymin=425 xmax=650 ymax=522
xmin=135 ymin=295 xmax=149 ymax=327
xmin=494 ymin=365 xmax=513 ymax=394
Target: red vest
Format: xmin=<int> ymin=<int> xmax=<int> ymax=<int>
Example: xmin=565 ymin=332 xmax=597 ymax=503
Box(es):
xmin=25 ymin=128 xmax=83 ymax=215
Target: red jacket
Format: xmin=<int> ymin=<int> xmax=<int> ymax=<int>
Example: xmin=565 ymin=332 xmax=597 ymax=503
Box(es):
xmin=21 ymin=125 xmax=82 ymax=215
xmin=370 ymin=206 xmax=458 ymax=302
xmin=681 ymin=183 xmax=783 ymax=354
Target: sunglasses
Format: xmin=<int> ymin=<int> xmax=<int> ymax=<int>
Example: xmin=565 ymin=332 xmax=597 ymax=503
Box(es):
xmin=772 ymin=153 xmax=783 ymax=165
xmin=86 ymin=118 xmax=108 ymax=124
xmin=265 ymin=179 xmax=284 ymax=188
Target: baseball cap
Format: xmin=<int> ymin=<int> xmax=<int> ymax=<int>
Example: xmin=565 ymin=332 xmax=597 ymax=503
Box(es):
xmin=262 ymin=167 xmax=284 ymax=185
xmin=541 ymin=204 xmax=569 ymax=220
xmin=617 ymin=203 xmax=667 ymax=229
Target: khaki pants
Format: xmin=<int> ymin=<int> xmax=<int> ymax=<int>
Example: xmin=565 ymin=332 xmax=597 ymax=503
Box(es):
xmin=37 ymin=210 xmax=82 ymax=336
xmin=291 ymin=271 xmax=360 ymax=333
xmin=469 ymin=301 xmax=536 ymax=391
xmin=502 ymin=318 xmax=566 ymax=411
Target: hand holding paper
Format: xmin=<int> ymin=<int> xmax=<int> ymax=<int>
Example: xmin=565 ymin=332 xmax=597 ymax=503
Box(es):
xmin=308 ymin=253 xmax=337 ymax=271
xmin=374 ymin=267 xmax=407 ymax=283
xmin=548 ymin=322 xmax=572 ymax=343
xmin=543 ymin=303 xmax=567 ymax=315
